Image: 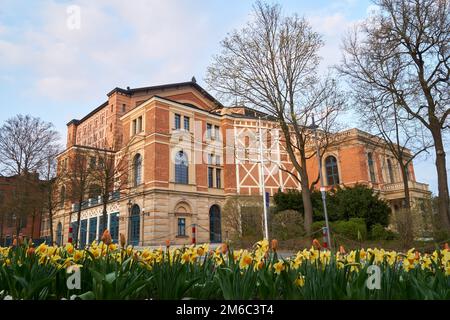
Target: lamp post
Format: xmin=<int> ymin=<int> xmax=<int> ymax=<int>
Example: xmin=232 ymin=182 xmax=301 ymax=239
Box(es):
xmin=258 ymin=116 xmax=269 ymax=240
xmin=126 ymin=199 xmax=132 ymax=244
xmin=309 ymin=115 xmax=332 ymax=249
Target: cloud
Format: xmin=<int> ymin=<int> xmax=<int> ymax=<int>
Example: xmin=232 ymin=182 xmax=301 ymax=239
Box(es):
xmin=0 ymin=0 xmax=216 ymax=102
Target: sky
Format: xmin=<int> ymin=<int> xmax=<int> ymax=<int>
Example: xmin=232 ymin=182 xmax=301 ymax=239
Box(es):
xmin=0 ymin=0 xmax=446 ymax=194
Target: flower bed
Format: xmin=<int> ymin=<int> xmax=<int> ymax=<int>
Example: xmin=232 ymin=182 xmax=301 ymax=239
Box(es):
xmin=0 ymin=238 xmax=449 ymax=300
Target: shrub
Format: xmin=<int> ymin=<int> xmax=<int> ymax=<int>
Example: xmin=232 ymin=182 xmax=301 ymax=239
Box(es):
xmin=273 ymin=185 xmax=392 ymax=231
xmin=271 ymin=210 xmax=305 ymax=240
xmin=330 ymin=185 xmax=391 ymax=230
xmin=370 ymin=223 xmax=398 ymax=240
xmin=333 ymin=218 xmax=367 ymax=240
xmin=312 ymin=220 xmax=326 ymax=233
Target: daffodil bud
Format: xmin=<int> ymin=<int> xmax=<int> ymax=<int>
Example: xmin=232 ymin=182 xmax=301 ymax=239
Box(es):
xmin=101 ymin=229 xmax=112 ymax=245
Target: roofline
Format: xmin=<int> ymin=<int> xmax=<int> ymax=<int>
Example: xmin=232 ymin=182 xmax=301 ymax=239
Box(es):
xmin=107 ymin=81 xmax=224 ymax=108
xmin=119 ymin=95 xmax=224 ymax=121
xmin=66 ymin=101 xmax=109 ymax=127
xmin=56 ymin=144 xmax=116 ymax=158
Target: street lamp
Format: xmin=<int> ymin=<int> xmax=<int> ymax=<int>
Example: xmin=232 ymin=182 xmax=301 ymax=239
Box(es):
xmin=309 ymin=115 xmax=332 ymax=249
xmin=258 ymin=116 xmax=269 ymax=240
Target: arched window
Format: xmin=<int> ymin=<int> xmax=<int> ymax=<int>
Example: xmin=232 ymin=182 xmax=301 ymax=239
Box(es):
xmin=133 ymin=154 xmax=142 ymax=187
xmin=387 ymin=159 xmax=394 ymax=183
xmin=59 ymin=186 xmax=66 ymax=208
xmin=175 ymin=151 xmax=189 ymax=184
xmin=325 ymin=156 xmax=340 ymax=186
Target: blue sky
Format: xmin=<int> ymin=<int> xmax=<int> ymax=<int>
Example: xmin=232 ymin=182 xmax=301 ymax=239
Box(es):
xmin=0 ymin=0 xmax=446 ymax=193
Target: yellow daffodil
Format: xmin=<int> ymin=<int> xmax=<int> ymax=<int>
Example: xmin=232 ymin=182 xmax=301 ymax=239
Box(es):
xmin=273 ymin=260 xmax=285 ymax=275
xmin=239 ymin=250 xmax=253 ymax=270
xmin=295 ymin=274 xmax=305 ymax=287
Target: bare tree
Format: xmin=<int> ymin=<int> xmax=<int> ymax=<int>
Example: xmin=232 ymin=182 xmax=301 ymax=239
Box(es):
xmin=357 ymin=88 xmax=433 ymax=244
xmin=61 ymin=149 xmax=94 ymax=248
xmin=206 ymin=1 xmax=345 ymax=233
xmin=90 ymin=144 xmax=130 ymax=234
xmin=0 ymin=115 xmax=59 ymax=175
xmin=338 ymin=0 xmax=450 ymax=230
xmin=41 ymin=147 xmax=63 ymax=244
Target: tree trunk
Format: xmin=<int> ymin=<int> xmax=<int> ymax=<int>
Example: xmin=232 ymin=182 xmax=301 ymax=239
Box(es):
xmin=400 ymin=162 xmax=413 ymax=248
xmin=101 ymin=195 xmax=108 ymax=234
xmin=302 ymin=182 xmax=314 ymax=235
xmin=74 ymin=199 xmax=83 ymax=248
xmin=31 ymin=211 xmax=36 ymax=241
xmin=298 ymin=151 xmax=313 ymax=234
xmin=431 ymin=126 xmax=450 ymax=231
xmin=0 ymin=214 xmax=4 ymax=246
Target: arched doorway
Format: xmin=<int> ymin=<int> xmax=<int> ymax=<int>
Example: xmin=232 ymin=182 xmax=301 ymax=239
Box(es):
xmin=128 ymin=204 xmax=140 ymax=246
xmin=209 ymin=205 xmax=222 ymax=243
xmin=56 ymin=222 xmax=62 ymax=246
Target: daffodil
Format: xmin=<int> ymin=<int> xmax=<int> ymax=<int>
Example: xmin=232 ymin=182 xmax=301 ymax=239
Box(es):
xmin=273 ymin=260 xmax=285 ymax=274
xmin=295 ymin=274 xmax=305 ymax=287
xmin=239 ymin=250 xmax=253 ymax=270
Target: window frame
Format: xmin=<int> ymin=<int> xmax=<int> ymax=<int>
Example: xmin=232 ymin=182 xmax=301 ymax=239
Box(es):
xmin=177 ymin=218 xmax=186 ymax=236
xmin=175 ymin=151 xmax=189 ymax=184
xmin=325 ymin=155 xmax=340 ymax=186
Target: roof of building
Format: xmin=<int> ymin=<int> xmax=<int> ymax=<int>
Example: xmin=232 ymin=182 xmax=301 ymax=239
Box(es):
xmin=66 ymin=101 xmax=109 ymax=126
xmin=68 ymin=81 xmax=224 ymax=126
xmin=107 ymin=81 xmax=224 ymax=109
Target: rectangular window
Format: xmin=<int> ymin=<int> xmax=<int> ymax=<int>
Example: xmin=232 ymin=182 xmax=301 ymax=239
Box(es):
xmin=368 ymin=153 xmax=376 ymax=182
xmin=178 ymin=218 xmax=186 ymax=236
xmin=206 ymin=123 xmax=212 ymax=139
xmin=88 ymin=217 xmax=97 ymax=243
xmin=184 ymin=116 xmax=190 ymax=131
xmin=122 ymin=104 xmax=126 ymax=113
xmin=216 ymin=168 xmax=221 ymax=188
xmin=208 ymin=167 xmax=214 ymax=188
xmin=214 ymin=125 xmax=220 ymax=140
xmin=208 ymin=153 xmax=214 ymax=165
xmin=175 ymin=114 xmax=181 ymax=130
xmin=137 ymin=116 xmax=143 ymax=133
xmin=215 ymin=155 xmax=221 ymax=166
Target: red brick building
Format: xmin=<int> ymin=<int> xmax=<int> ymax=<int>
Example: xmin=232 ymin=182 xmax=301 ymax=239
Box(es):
xmin=0 ymin=176 xmax=43 ymax=245
xmin=44 ymin=80 xmax=431 ymax=246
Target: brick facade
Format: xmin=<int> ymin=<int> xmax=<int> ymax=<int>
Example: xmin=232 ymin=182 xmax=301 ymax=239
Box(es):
xmin=45 ymin=81 xmax=431 ymax=246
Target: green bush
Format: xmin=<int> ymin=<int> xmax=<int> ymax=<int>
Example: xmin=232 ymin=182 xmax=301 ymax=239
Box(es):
xmin=333 ymin=218 xmax=367 ymax=240
xmin=370 ymin=223 xmax=398 ymax=240
xmin=274 ymin=185 xmax=391 ymax=231
xmin=312 ymin=220 xmax=326 ymax=233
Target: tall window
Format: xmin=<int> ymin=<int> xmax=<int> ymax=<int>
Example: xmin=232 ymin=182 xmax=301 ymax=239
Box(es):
xmin=368 ymin=152 xmax=376 ymax=182
xmin=387 ymin=159 xmax=394 ymax=183
xmin=132 ymin=119 xmax=137 ymax=135
xmin=175 ymin=151 xmax=189 ymax=184
xmin=175 ymin=114 xmax=181 ymax=130
xmin=206 ymin=123 xmax=212 ymax=139
xmin=137 ymin=116 xmax=143 ymax=133
xmin=59 ymin=186 xmax=66 ymax=208
xmin=133 ymin=154 xmax=142 ymax=186
xmin=325 ymin=156 xmax=339 ymax=186
xmin=214 ymin=125 xmax=220 ymax=140
xmin=216 ymin=168 xmax=222 ymax=188
xmin=184 ymin=116 xmax=190 ymax=131
xmin=208 ymin=167 xmax=214 ymax=188
xmin=178 ymin=218 xmax=186 ymax=236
